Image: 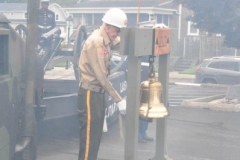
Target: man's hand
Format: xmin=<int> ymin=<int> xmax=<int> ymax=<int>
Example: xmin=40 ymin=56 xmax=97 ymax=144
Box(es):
xmin=117 ymin=99 xmax=126 ymax=115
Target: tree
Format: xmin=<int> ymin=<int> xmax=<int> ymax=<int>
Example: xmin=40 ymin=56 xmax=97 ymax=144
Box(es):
xmin=177 ymin=0 xmax=240 ymax=49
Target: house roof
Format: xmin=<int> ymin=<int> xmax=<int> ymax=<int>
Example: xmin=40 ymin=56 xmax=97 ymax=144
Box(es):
xmin=64 ymin=0 xmax=176 ymax=15
xmin=0 ymin=3 xmax=55 ymax=12
xmin=67 ymin=0 xmax=174 ymax=9
xmin=0 ymin=3 xmax=27 ymax=12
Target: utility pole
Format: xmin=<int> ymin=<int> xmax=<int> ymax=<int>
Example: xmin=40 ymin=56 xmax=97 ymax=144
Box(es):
xmin=23 ymin=0 xmax=40 ymax=138
xmin=15 ymin=0 xmax=40 ymax=152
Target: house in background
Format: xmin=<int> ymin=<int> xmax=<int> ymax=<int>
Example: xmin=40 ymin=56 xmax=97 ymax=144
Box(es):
xmin=63 ymin=0 xmax=181 ymax=57
xmin=0 ymin=3 xmax=27 ymax=27
xmin=0 ymin=3 xmax=70 ymax=36
xmin=64 ymin=0 xmax=176 ymax=28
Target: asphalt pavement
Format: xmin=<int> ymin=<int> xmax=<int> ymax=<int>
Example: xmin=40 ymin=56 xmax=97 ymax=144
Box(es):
xmin=96 ymin=106 xmax=240 ymax=160
xmin=37 ymin=102 xmax=240 ymax=160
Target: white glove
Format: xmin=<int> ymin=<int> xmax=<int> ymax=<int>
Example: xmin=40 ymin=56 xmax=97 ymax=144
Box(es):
xmin=117 ymin=99 xmax=126 ymax=115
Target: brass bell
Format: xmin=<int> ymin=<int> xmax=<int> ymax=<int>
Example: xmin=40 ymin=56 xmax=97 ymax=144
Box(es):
xmin=139 ymin=77 xmax=169 ymax=118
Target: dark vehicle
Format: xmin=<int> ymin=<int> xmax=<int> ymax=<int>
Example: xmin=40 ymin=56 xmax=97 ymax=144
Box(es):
xmin=194 ymin=56 xmax=240 ymax=85
xmin=0 ymin=11 xmax=63 ymax=159
xmin=0 ymin=14 xmax=39 ymax=160
xmin=111 ymin=55 xmax=150 ymax=81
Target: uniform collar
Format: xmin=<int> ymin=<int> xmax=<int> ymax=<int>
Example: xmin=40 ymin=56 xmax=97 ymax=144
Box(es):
xmin=99 ymin=26 xmax=110 ymax=46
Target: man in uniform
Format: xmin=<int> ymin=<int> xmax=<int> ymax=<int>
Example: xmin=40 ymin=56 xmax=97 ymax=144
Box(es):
xmin=38 ymin=0 xmax=56 ymax=36
xmin=77 ymin=8 xmax=127 ymax=160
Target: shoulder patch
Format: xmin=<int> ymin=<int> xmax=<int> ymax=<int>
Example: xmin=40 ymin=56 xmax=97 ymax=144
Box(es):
xmin=104 ymin=46 xmax=109 ymax=55
xmin=97 ymin=48 xmax=104 ymax=58
xmin=97 ymin=46 xmax=109 ymax=58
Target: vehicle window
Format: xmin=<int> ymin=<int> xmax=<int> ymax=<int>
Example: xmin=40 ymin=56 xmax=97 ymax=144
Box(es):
xmin=208 ymin=61 xmax=237 ymax=71
xmin=0 ymin=35 xmax=9 ymax=75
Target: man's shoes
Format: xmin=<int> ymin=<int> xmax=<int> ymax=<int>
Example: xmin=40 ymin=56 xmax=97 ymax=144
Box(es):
xmin=138 ymin=137 xmax=147 ymax=143
xmin=143 ymin=135 xmax=154 ymax=141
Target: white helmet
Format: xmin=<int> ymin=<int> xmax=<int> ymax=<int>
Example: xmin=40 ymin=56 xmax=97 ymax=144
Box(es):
xmin=102 ymin=8 xmax=127 ymax=28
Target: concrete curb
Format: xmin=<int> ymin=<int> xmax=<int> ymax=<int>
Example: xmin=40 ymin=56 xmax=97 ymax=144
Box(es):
xmin=200 ymin=83 xmax=229 ymax=89
xmin=181 ymin=94 xmax=240 ymax=112
xmin=169 ymin=81 xmax=229 ymax=89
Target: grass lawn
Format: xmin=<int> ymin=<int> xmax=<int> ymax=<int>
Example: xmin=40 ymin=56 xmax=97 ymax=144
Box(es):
xmin=179 ymin=66 xmax=196 ymax=75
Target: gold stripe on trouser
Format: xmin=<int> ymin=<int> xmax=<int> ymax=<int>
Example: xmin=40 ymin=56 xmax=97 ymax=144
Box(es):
xmin=84 ymin=90 xmax=91 ymax=160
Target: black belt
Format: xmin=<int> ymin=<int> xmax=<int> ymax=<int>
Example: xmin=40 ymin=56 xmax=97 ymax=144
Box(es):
xmin=79 ymin=82 xmax=105 ymax=94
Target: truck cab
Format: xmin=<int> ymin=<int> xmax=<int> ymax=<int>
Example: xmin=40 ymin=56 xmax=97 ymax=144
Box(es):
xmin=0 ymin=14 xmax=37 ymax=160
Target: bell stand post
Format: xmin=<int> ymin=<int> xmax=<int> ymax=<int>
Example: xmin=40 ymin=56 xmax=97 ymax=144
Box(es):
xmin=120 ymin=26 xmax=171 ymax=160
xmin=152 ymin=53 xmax=170 ymax=160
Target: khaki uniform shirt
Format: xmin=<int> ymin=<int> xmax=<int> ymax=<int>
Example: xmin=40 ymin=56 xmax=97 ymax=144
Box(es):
xmin=79 ymin=26 xmax=122 ymax=103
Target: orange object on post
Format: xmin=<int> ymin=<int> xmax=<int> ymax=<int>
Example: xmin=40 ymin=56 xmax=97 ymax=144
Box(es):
xmin=154 ymin=28 xmax=170 ymax=55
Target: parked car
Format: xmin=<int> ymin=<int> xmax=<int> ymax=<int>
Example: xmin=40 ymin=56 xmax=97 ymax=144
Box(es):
xmin=194 ymin=56 xmax=240 ymax=85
